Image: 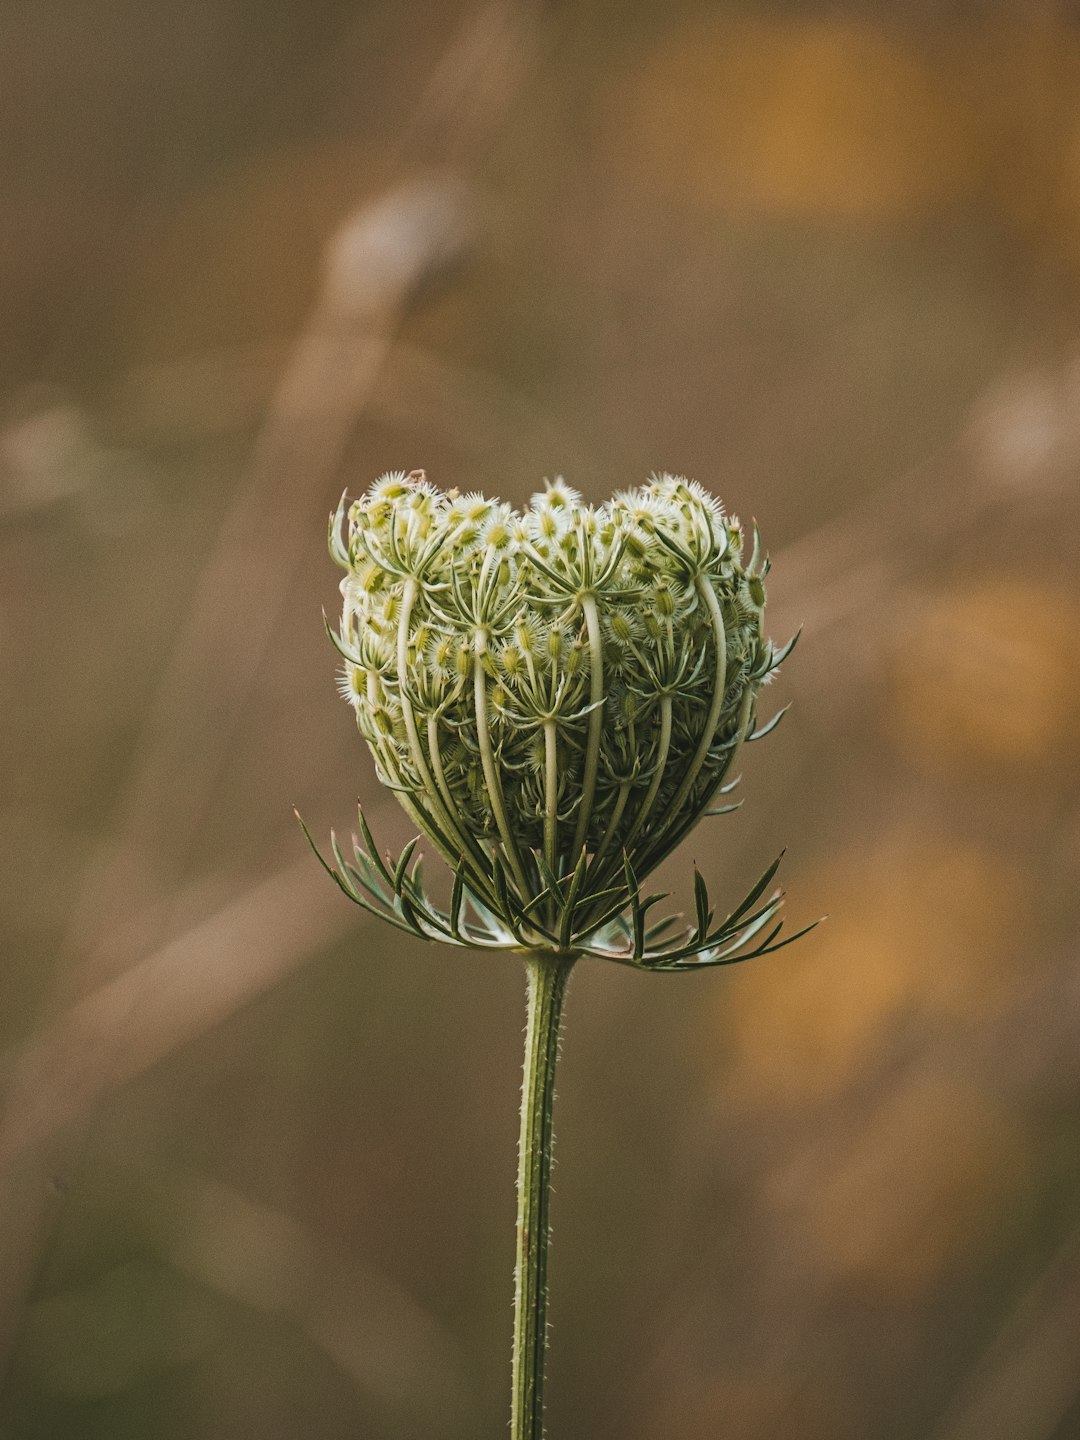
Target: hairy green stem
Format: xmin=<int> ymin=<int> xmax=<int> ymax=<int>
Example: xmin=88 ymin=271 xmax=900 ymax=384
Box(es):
xmin=512 ymin=951 xmax=574 ymax=1440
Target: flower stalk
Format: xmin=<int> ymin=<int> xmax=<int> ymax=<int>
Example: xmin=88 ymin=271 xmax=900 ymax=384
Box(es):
xmin=513 ymin=951 xmax=575 ymax=1440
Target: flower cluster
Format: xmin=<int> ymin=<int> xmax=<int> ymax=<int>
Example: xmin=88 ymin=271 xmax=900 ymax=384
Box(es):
xmin=313 ymin=470 xmax=804 ymax=966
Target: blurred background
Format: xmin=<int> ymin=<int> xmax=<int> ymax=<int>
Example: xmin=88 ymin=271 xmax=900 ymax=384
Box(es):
xmin=2 ymin=0 xmax=1080 ymax=1436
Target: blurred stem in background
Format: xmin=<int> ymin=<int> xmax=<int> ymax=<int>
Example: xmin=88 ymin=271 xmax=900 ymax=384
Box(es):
xmin=512 ymin=952 xmax=575 ymax=1440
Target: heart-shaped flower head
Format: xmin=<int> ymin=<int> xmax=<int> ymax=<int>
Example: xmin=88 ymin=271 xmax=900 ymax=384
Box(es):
xmin=314 ymin=470 xmax=807 ymax=967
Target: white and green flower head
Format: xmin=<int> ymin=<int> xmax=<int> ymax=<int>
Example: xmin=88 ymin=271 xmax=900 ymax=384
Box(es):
xmin=305 ymin=469 xmax=809 ymax=968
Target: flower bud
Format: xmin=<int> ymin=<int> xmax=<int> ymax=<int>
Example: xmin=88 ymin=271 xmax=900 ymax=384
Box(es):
xmin=329 ymin=470 xmax=785 ymax=909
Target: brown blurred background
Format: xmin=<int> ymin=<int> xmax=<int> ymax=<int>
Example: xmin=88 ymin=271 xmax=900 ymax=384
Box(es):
xmin=2 ymin=1 xmax=1080 ymax=1436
